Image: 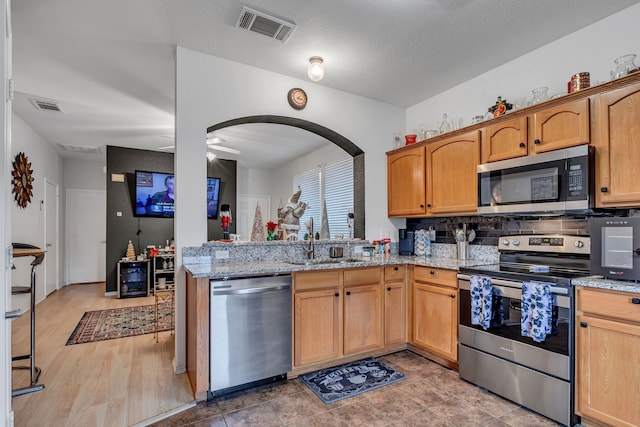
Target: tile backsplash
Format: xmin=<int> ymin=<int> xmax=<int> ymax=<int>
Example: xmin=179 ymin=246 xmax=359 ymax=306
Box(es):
xmin=406 ymin=216 xmax=591 ymax=246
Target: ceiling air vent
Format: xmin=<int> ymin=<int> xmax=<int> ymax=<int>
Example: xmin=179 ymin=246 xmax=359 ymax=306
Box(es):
xmin=29 ymin=98 xmax=64 ymax=114
xmin=57 ymin=144 xmax=103 ymax=155
xmin=236 ymin=6 xmax=296 ymax=42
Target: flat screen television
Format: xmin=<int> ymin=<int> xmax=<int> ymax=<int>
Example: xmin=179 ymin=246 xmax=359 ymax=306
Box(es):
xmin=135 ymin=171 xmax=175 ymax=217
xmin=133 ymin=171 xmax=221 ymax=219
xmin=206 ymin=177 xmax=221 ymax=219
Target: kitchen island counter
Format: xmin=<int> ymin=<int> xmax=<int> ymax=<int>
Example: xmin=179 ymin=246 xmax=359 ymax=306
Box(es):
xmin=572 ymin=276 xmax=640 ymax=294
xmin=183 ymin=255 xmax=497 ymax=279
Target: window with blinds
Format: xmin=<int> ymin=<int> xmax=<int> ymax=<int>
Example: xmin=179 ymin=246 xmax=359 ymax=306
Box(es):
xmin=293 ymin=156 xmax=353 ymax=240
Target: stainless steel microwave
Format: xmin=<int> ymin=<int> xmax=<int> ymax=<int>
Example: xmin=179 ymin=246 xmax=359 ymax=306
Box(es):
xmin=477 ymin=145 xmax=593 ymax=215
xmin=590 ymin=217 xmax=640 ymax=281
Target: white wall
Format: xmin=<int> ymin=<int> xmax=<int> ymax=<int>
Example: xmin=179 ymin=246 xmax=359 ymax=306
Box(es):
xmin=175 ymin=47 xmax=406 ymax=371
xmin=11 ymin=112 xmax=63 ymax=311
xmin=406 ymin=3 xmax=640 ymax=132
xmin=63 ymin=158 xmax=106 ymax=191
xmin=236 ymin=166 xmax=273 ymax=196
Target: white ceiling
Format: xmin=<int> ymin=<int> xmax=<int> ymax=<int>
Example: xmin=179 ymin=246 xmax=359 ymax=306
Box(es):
xmin=11 ymin=0 xmax=640 ymax=167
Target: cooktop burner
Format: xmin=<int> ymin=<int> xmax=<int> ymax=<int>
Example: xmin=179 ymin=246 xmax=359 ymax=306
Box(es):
xmin=459 ymin=234 xmax=592 ymax=286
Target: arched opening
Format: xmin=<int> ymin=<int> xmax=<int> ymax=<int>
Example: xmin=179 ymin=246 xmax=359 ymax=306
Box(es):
xmin=207 ymin=115 xmax=365 ymax=238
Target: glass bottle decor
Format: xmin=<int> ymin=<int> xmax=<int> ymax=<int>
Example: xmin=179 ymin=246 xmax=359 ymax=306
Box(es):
xmin=438 ymin=114 xmax=451 ymax=135
xmin=613 ymin=54 xmax=638 ymax=79
xmin=529 ymin=87 xmax=549 ymax=106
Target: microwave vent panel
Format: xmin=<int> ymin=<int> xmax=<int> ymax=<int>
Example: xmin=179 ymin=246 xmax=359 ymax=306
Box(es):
xmin=236 ymin=6 xmax=296 ymax=42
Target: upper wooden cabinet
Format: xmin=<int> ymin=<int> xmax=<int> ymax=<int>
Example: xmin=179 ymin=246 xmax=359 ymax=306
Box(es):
xmin=480 ymin=99 xmax=589 ymax=163
xmin=387 ymin=145 xmax=426 ymax=217
xmin=594 ymin=82 xmax=640 ymax=208
xmin=426 ymin=130 xmax=480 ymax=215
xmin=481 ymin=116 xmax=528 ymax=163
xmin=530 ymin=98 xmax=590 ymax=154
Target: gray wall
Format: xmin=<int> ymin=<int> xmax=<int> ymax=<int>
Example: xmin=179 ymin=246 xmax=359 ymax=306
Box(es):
xmin=106 ymin=146 xmax=236 ymax=293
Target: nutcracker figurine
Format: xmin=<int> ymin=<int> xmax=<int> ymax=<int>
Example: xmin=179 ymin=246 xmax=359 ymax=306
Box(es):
xmin=220 ymin=204 xmax=232 ymax=240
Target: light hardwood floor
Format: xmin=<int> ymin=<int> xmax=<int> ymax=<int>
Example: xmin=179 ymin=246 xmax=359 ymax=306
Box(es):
xmin=10 ymin=283 xmax=194 ymax=426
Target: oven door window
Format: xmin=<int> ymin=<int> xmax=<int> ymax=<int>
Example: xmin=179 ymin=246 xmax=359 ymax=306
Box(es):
xmin=479 ymin=163 xmax=560 ymax=207
xmin=460 ymin=289 xmax=569 ymax=356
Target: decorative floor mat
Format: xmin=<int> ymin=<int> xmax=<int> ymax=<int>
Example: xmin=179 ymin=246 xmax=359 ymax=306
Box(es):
xmin=66 ymin=302 xmax=172 ymax=345
xmin=300 ymin=357 xmax=405 ymax=404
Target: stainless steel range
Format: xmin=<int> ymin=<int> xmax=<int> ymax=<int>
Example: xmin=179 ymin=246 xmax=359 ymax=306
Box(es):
xmin=458 ymin=235 xmax=591 ymax=427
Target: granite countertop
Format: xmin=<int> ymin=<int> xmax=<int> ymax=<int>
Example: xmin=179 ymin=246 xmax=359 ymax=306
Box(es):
xmin=184 ymin=255 xmax=497 ymax=280
xmin=572 ymin=276 xmax=640 ymax=294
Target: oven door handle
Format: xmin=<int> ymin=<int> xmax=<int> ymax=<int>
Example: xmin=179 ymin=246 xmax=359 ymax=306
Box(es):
xmin=457 ymin=274 xmax=571 ymax=296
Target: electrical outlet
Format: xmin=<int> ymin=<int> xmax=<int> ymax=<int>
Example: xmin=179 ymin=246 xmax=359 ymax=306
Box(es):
xmin=215 ymin=250 xmax=229 ymax=260
xmin=353 ymin=245 xmax=363 ymax=254
xmin=116 ymin=212 xmax=122 ymax=217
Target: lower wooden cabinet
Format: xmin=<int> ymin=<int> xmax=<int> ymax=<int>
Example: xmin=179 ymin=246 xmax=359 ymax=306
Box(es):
xmin=294 ymin=287 xmax=342 ymax=367
xmin=343 ymin=283 xmax=383 ymax=355
xmin=576 ymin=287 xmax=640 ymax=427
xmin=384 ymin=266 xmax=406 ymax=346
xmin=412 ymin=267 xmax=458 ymax=362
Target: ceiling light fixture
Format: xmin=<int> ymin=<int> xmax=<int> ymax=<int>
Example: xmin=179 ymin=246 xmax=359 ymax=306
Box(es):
xmin=206 ymin=151 xmax=216 ymax=161
xmin=307 ymin=56 xmax=325 ymax=82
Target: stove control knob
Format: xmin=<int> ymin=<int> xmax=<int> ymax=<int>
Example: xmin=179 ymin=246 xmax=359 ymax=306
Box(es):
xmin=512 ymin=239 xmax=520 ymax=247
xmin=575 ymin=240 xmax=585 ymax=248
xmin=502 ymin=239 xmax=510 ymax=246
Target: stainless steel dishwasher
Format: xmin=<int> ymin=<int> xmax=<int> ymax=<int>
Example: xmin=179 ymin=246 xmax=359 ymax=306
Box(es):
xmin=210 ymin=274 xmax=292 ymax=396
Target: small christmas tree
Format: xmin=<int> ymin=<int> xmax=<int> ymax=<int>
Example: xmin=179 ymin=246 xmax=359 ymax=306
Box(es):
xmin=250 ymin=202 xmax=266 ymax=241
xmin=126 ymin=240 xmax=136 ymax=260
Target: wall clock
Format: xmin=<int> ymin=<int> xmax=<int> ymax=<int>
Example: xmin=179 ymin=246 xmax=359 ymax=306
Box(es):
xmin=287 ymin=88 xmax=307 ymax=110
xmin=11 ymin=151 xmax=34 ymax=208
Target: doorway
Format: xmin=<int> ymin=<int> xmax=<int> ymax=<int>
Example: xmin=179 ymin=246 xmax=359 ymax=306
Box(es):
xmin=44 ymin=179 xmax=59 ymax=296
xmin=65 ymin=189 xmax=106 ymax=284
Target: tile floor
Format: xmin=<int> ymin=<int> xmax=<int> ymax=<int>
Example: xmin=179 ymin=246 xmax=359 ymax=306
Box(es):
xmin=150 ymin=351 xmax=561 ymax=427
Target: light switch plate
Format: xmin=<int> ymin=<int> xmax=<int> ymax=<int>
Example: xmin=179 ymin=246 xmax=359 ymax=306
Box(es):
xmin=215 ymin=250 xmax=229 ymax=259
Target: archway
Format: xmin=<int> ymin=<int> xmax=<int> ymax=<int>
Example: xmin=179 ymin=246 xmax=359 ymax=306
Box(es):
xmin=207 ymin=115 xmax=365 ymax=238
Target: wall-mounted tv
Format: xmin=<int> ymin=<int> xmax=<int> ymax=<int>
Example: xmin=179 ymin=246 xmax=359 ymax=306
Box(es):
xmin=135 ymin=171 xmax=175 ymax=217
xmin=134 ymin=171 xmax=221 ymax=219
xmin=207 ymin=177 xmax=221 ymax=219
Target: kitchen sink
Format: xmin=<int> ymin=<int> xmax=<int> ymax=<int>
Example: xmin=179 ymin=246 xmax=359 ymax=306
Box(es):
xmin=285 ymin=258 xmax=362 ymax=266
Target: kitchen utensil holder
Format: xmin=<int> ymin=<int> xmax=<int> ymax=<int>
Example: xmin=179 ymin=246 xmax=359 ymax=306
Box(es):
xmin=457 ymin=241 xmax=469 ymax=260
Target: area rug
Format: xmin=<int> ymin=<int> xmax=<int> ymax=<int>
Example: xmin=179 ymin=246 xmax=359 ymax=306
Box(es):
xmin=300 ymin=358 xmax=405 ymax=404
xmin=66 ymin=302 xmax=173 ymax=345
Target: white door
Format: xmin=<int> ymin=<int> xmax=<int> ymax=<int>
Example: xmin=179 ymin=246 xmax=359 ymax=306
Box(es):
xmin=44 ymin=179 xmax=58 ymax=296
xmin=237 ymin=194 xmax=270 ymax=241
xmin=2 ymin=0 xmax=12 ymax=421
xmin=65 ymin=189 xmax=106 ymax=284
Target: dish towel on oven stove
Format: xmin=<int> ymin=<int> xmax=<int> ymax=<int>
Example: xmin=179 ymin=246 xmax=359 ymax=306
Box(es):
xmin=470 ymin=276 xmax=492 ymax=330
xmin=521 ymin=281 xmax=552 ymax=342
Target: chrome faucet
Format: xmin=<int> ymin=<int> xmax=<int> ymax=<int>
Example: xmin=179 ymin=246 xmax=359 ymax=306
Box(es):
xmin=303 ymin=217 xmax=314 ymax=259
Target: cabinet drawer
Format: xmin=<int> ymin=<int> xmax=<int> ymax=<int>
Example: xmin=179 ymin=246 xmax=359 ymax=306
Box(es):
xmin=578 ymin=287 xmax=640 ymax=323
xmin=413 ymin=266 xmax=457 ymax=287
xmin=344 ymin=267 xmax=381 ymax=287
xmin=294 ymin=270 xmax=340 ymax=291
xmin=384 ymin=265 xmax=405 ymax=282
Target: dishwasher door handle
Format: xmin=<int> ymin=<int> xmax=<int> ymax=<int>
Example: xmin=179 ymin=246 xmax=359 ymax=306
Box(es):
xmin=213 ymin=284 xmax=291 ymax=296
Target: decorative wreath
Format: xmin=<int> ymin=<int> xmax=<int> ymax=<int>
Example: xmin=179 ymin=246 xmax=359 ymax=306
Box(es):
xmin=11 ymin=152 xmax=34 ymax=208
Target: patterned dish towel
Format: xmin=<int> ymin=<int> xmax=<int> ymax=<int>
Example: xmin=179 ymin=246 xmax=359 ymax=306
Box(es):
xmin=470 ymin=276 xmax=493 ymax=330
xmin=521 ymin=281 xmax=552 ymax=342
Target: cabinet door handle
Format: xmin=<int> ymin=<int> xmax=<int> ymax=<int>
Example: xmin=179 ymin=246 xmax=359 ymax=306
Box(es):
xmin=420 ymin=204 xmax=425 ymax=208
xmin=427 ymin=204 xmax=432 ymax=208
xmin=450 ymin=294 xmax=456 ymax=298
xmin=387 ymin=287 xmax=392 ymax=291
xmin=335 ymin=292 xmax=339 ymax=297
xmin=534 ymin=139 xmax=541 ymax=145
xmin=346 ymin=291 xmax=351 ymax=296
xmin=580 ymin=321 xmax=588 ymax=328
xmin=632 ymin=298 xmax=640 ymax=305
xmin=430 ymin=270 xmax=435 ymax=275
xmin=600 ymin=187 xmax=608 ymax=193
xmin=394 ymin=266 xmax=399 ymax=271
xmin=519 ymin=142 xmax=525 ymax=148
